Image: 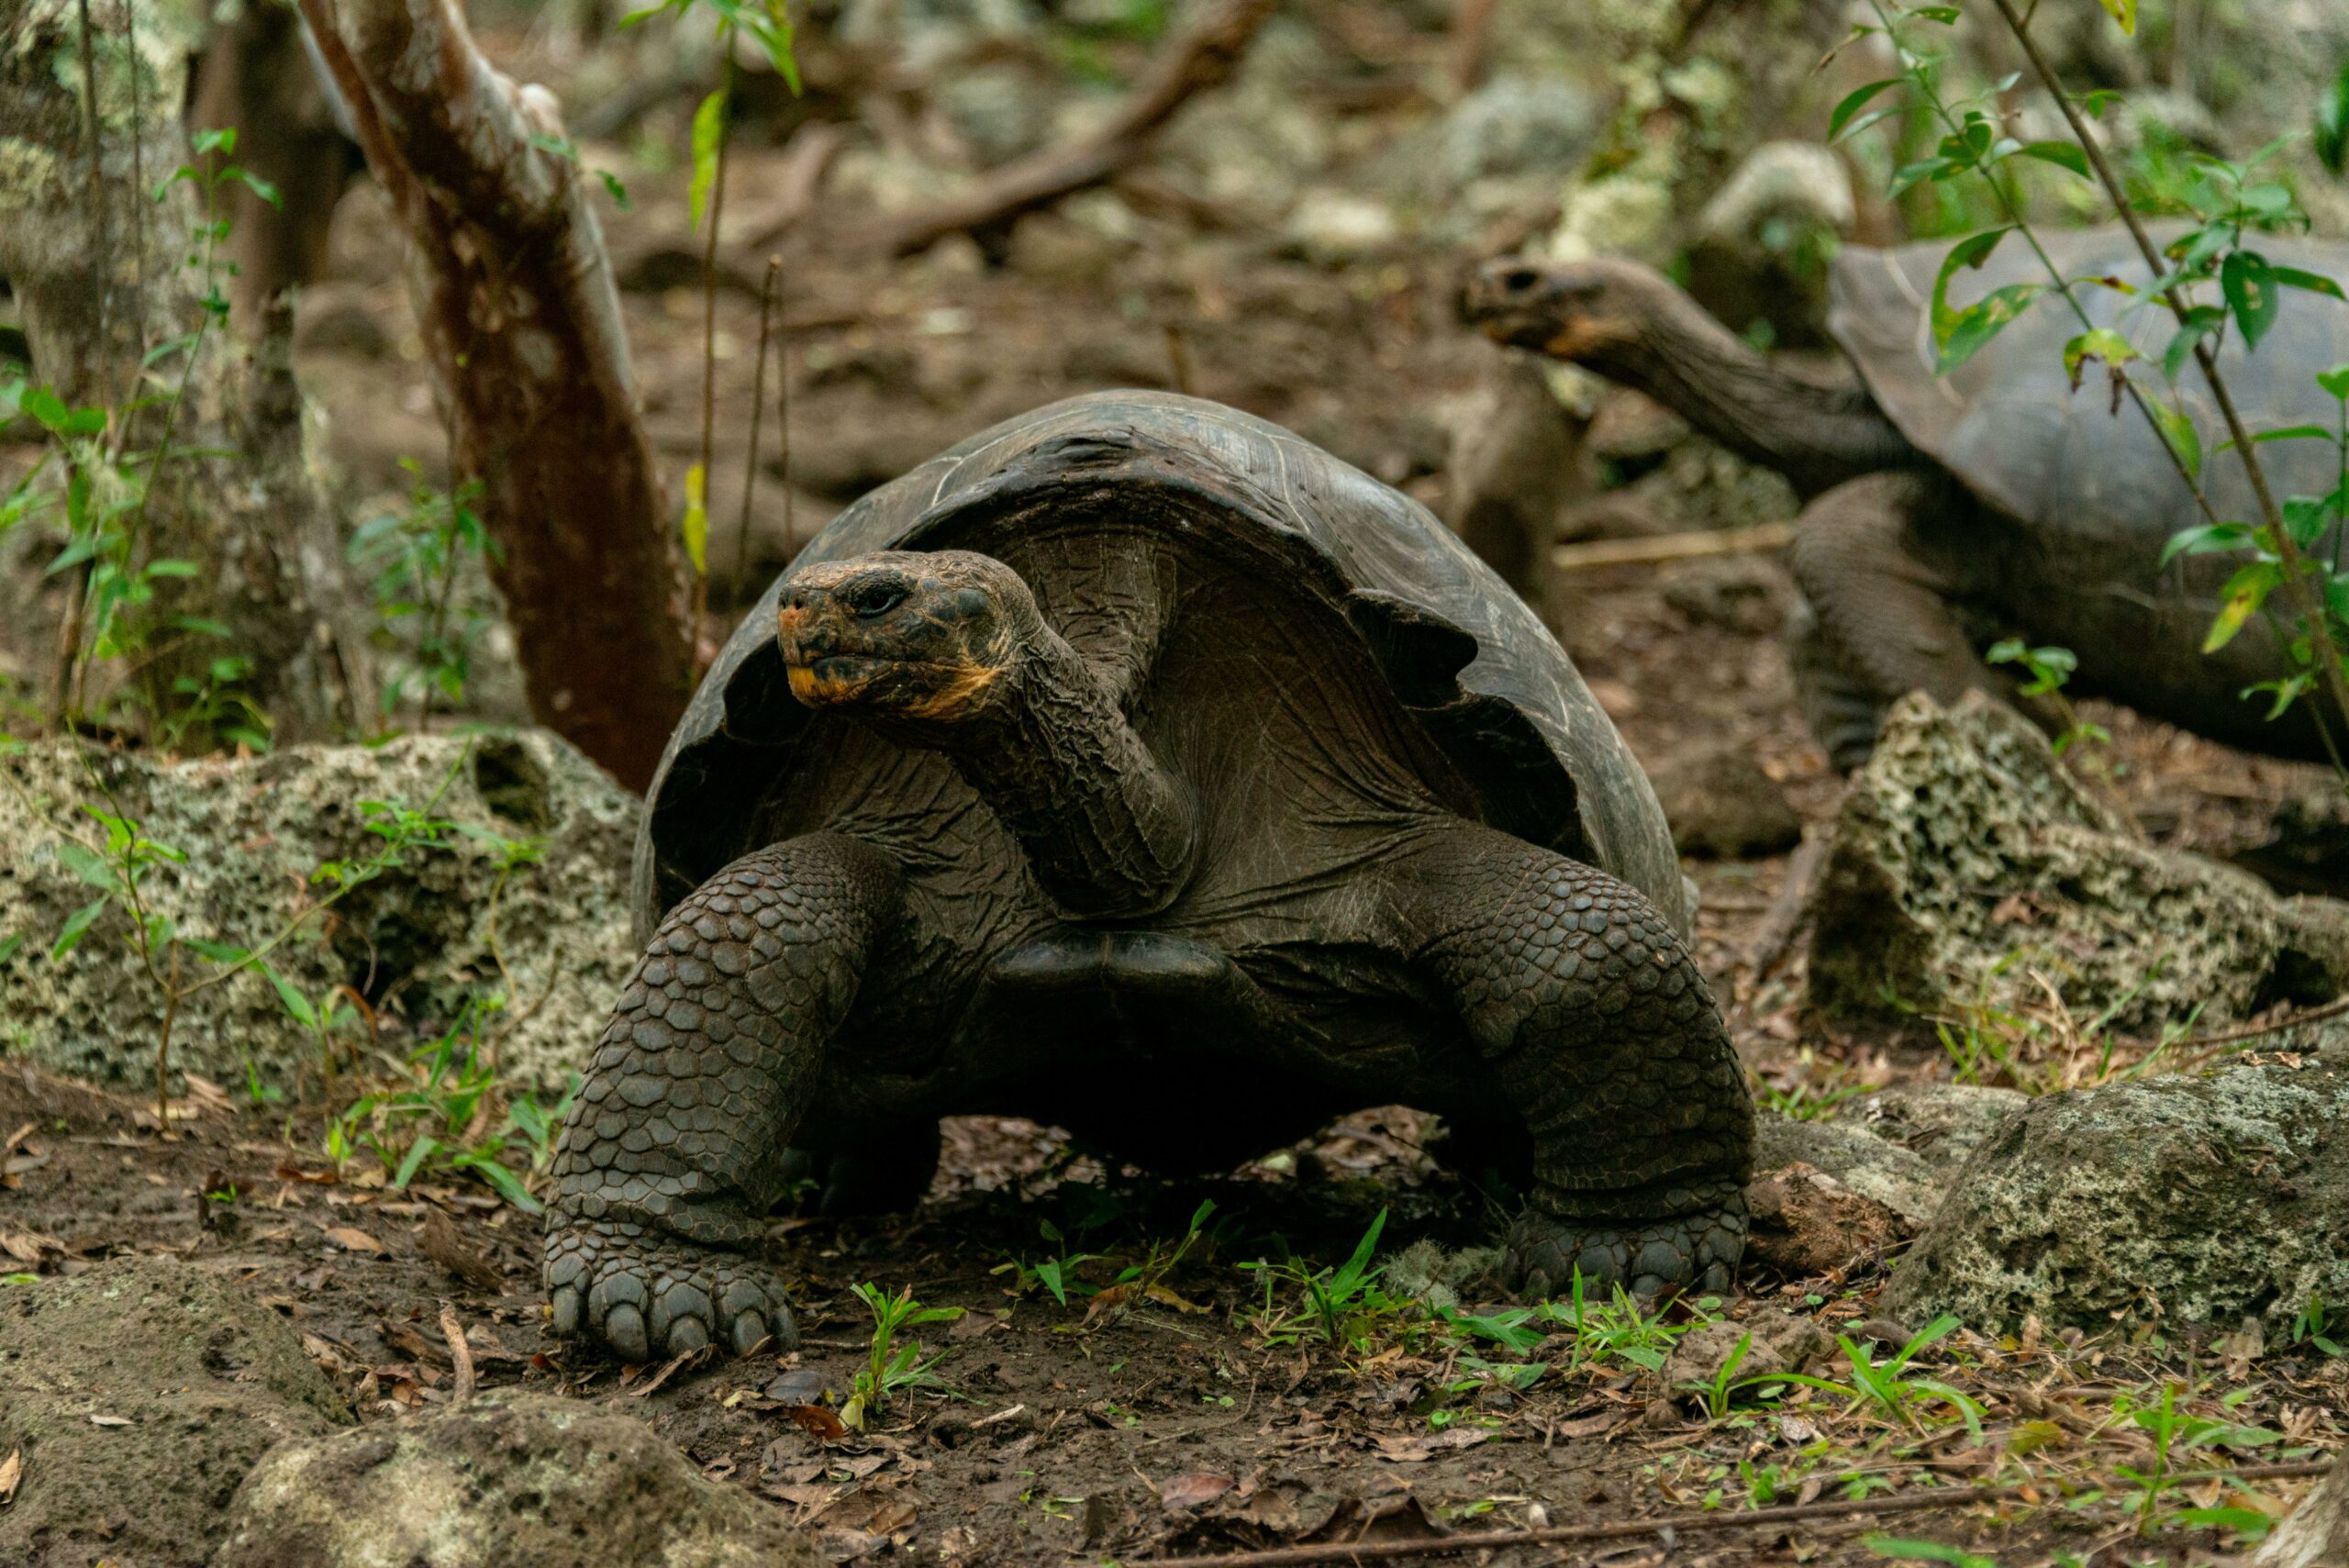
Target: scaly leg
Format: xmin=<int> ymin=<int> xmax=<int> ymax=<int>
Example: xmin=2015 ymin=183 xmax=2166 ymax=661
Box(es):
xmin=1788 ymin=472 xmax=1998 ymax=771
xmin=1389 ymin=825 xmax=1753 ymax=1297
xmin=543 ymin=833 xmax=898 ymax=1361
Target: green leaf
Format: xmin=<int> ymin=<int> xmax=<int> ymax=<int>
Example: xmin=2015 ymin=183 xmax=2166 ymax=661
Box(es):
xmin=2322 ymin=61 xmax=2349 ymax=175
xmin=142 ymin=558 xmax=200 ymax=579
xmin=1829 ymin=79 xmax=1903 ymax=141
xmin=1888 ymin=156 xmax=1957 ymax=197
xmin=2146 ymin=398 xmax=2203 ymax=484
xmin=2164 ymin=306 xmax=2226 ymax=382
xmin=2222 ymin=250 xmax=2282 ymax=350
xmin=2063 ymin=327 xmax=2137 ymax=385
xmin=0 ymin=935 xmax=21 ymax=967
xmin=1938 ymin=284 xmax=2043 ymax=372
xmin=2097 ymin=0 xmax=2136 ymax=33
xmin=2014 ymin=139 xmax=2090 ymax=178
xmin=393 ymin=1134 xmax=437 ymax=1189
xmin=262 ymin=963 xmax=318 ymax=1029
xmin=1929 ymin=228 xmax=2010 ymax=352
xmin=2162 ymin=521 xmax=2252 ymax=565
xmin=1864 ymin=1539 xmax=1998 ymax=1568
xmin=2207 ymin=560 xmax=2283 ymax=652
xmin=180 ymin=938 xmax=249 ymax=964
xmin=190 ymin=126 xmax=236 ymax=156
xmin=50 ymin=895 xmax=109 ymax=962
xmin=52 ymin=840 xmax=116 ymax=890
xmin=2321 ymin=362 xmax=2349 ymax=400
xmin=2273 ymin=265 xmax=2347 ymax=302
xmin=688 ymin=87 xmax=729 ymax=230
xmin=597 ymin=169 xmax=631 ymax=209
xmin=470 ymin=1159 xmax=543 ymax=1214
xmin=682 ymin=463 xmax=709 ymax=574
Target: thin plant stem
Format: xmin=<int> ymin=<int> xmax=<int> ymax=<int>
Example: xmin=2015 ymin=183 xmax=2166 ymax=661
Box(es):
xmin=156 ymin=939 xmax=179 ymax=1130
xmin=734 ymin=255 xmax=781 ymax=608
xmin=691 ymin=47 xmax=734 ymax=664
xmin=1981 ymin=0 xmax=2349 ymax=744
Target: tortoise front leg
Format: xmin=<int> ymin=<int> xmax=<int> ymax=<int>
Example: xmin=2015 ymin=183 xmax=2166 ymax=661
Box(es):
xmin=544 ymin=833 xmax=899 ymax=1361
xmin=1787 ymin=471 xmax=2004 ymax=771
xmin=1389 ymin=826 xmax=1753 ymax=1297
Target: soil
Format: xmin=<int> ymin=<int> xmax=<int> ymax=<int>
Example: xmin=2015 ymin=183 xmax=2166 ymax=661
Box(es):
xmin=8 ymin=10 xmax=2349 ymax=1568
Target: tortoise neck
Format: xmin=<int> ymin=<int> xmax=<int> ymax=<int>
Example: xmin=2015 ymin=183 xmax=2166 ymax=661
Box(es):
xmin=946 ymin=621 xmax=1197 ymax=921
xmin=1594 ymin=289 xmax=1920 ymax=499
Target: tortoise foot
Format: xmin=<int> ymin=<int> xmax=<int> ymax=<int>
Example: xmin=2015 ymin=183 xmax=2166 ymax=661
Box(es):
xmin=544 ymin=1219 xmax=796 ymax=1362
xmin=1504 ymin=1191 xmax=1746 ymax=1302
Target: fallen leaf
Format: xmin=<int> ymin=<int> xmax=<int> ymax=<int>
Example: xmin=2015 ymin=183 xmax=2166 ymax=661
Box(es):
xmin=88 ymin=1415 xmax=131 ymax=1428
xmin=765 ymin=1480 xmax=838 ymax=1508
xmin=0 ymin=1448 xmax=19 ymax=1507
xmin=786 ymin=1404 xmax=849 ymax=1440
xmin=1552 ymin=1408 xmax=1624 ymax=1440
xmin=1158 ymin=1471 xmax=1235 ymax=1510
xmin=418 ymin=1208 xmax=502 ymax=1289
xmin=322 ymin=1226 xmax=384 ymax=1254
xmin=1371 ymin=1428 xmax=1486 ymax=1462
xmin=815 ymin=1527 xmax=882 ymax=1562
xmin=0 ymin=1230 xmax=61 ymax=1263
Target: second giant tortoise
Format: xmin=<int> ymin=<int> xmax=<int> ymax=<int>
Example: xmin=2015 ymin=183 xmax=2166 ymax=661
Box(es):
xmin=543 ymin=392 xmax=1753 ymax=1361
xmin=1465 ymin=227 xmax=2349 ymax=768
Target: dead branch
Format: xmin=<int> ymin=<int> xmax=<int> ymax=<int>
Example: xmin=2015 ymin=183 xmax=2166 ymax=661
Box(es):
xmin=1138 ymin=1460 xmax=2335 ymax=1568
xmin=863 ymin=0 xmax=1276 ymax=258
xmin=1552 ymin=520 xmax=1797 ymax=571
xmin=296 ymin=0 xmax=693 ymax=791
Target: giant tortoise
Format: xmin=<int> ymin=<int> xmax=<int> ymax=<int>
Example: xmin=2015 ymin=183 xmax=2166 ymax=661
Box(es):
xmin=1464 ymin=227 xmax=2349 ymax=768
xmin=542 ymin=392 xmax=1754 ymax=1361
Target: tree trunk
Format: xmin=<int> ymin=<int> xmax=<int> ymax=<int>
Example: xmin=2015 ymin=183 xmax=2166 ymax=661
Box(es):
xmin=296 ymin=0 xmax=693 ymax=793
xmin=0 ymin=0 xmax=373 ymax=742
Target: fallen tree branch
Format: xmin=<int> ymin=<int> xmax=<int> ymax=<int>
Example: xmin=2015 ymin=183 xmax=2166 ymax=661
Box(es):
xmin=863 ymin=0 xmax=1275 ymax=258
xmin=297 ymin=0 xmax=693 ymax=791
xmin=1139 ymin=1460 xmax=2336 ymax=1568
xmin=1552 ymin=520 xmax=1797 ymax=571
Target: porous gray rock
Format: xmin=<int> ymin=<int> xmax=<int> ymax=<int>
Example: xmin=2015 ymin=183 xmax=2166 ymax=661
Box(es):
xmin=212 ymin=1391 xmax=815 ymax=1568
xmin=1808 ymin=691 xmax=2349 ymax=1032
xmin=0 ymin=730 xmax=638 ymax=1093
xmin=1883 ymin=1027 xmax=2349 ymax=1334
xmin=0 ymin=1258 xmax=351 ymax=1568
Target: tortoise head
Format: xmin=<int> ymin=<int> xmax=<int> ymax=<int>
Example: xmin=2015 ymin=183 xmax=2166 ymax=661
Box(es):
xmin=775 ymin=550 xmax=1037 ymax=735
xmin=1460 ymin=256 xmax=1666 ymax=367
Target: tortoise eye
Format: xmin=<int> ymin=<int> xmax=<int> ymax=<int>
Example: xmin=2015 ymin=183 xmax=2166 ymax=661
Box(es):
xmin=847 ymin=581 xmax=909 ymax=618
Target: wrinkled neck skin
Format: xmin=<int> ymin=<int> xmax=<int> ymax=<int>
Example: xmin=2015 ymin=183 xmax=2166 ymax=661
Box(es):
xmin=1594 ymin=294 xmax=1922 ymax=500
xmin=938 ymin=618 xmax=1197 ymax=922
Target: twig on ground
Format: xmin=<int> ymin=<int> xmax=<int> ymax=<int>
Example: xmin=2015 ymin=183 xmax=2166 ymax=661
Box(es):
xmin=863 ymin=0 xmax=1275 ymax=257
xmin=439 ymin=1300 xmax=476 ymax=1405
xmin=1552 ymin=521 xmax=1796 ymax=572
xmin=1136 ymin=1461 xmax=2335 ymax=1568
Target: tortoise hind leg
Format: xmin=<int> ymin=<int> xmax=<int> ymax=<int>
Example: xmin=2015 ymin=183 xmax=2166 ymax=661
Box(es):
xmin=1387 ymin=825 xmax=1753 ymax=1297
xmin=544 ymin=833 xmax=899 ymax=1361
xmin=1787 ymin=471 xmax=1998 ymax=771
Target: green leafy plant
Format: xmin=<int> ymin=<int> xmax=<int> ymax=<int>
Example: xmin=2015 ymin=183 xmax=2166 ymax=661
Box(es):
xmin=1776 ymin=1316 xmax=1984 ymax=1440
xmin=2289 ymin=1294 xmax=2346 ymax=1357
xmin=841 ymin=1283 xmax=962 ymax=1429
xmin=1864 ymin=1541 xmax=1999 ymax=1568
xmin=2111 ymin=1382 xmax=2282 ymax=1537
xmin=32 ymin=742 xmax=468 ymax=1126
xmin=1836 ymin=1 xmax=2349 ymax=777
xmin=351 ymin=467 xmax=498 ymax=731
xmin=615 ymin=0 xmax=801 ymax=645
xmin=1542 ymin=1271 xmax=1709 ymax=1374
xmin=323 ymin=1001 xmax=580 ymax=1212
xmin=1241 ymin=1207 xmax=1389 ymax=1345
xmin=992 ymin=1218 xmax=1102 ymax=1307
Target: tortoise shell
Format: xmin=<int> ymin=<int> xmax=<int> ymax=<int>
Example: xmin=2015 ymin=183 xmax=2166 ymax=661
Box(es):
xmin=1831 ymin=225 xmax=2349 ymax=548
xmin=631 ymin=391 xmax=1687 ymax=942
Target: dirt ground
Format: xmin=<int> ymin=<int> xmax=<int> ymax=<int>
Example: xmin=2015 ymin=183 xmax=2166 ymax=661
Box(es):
xmin=10 ymin=8 xmax=2349 ymax=1566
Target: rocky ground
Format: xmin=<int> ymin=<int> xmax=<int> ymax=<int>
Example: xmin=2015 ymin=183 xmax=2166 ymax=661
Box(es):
xmin=9 ymin=0 xmax=2349 ymax=1563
